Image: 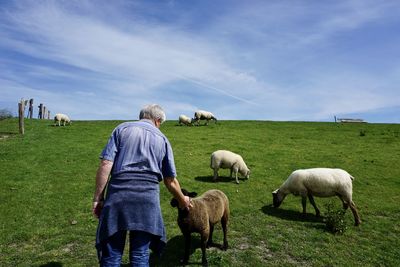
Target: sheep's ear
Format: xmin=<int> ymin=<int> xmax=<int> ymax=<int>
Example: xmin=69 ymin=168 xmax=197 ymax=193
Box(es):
xmin=188 ymin=192 xmax=197 ymax=198
xmin=170 ymin=198 xmax=179 ymax=207
xmin=181 ymin=188 xmax=189 ymax=196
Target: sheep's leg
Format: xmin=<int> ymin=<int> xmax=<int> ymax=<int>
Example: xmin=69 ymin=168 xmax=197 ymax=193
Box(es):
xmin=230 ymin=168 xmax=233 ymax=178
xmin=200 ymin=232 xmax=209 ymax=267
xmin=207 ymin=223 xmax=214 ymax=247
xmin=213 ymin=169 xmax=218 ymax=182
xmin=301 ymin=196 xmax=307 ymax=214
xmin=337 ymin=195 xmax=349 ymax=209
xmin=308 ymin=194 xmax=320 ymax=217
xmin=349 ymin=201 xmax=361 ymax=226
xmin=181 ymin=233 xmax=191 ymax=265
xmin=221 ymin=213 xmax=229 ymax=250
xmin=231 ymin=164 xmax=239 ymax=184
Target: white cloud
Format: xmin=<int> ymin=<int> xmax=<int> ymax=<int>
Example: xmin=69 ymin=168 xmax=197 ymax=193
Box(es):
xmin=2 ymin=1 xmax=265 ymax=106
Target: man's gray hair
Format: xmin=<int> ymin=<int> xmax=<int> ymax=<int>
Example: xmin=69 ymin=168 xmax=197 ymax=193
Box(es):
xmin=139 ymin=104 xmax=166 ymax=123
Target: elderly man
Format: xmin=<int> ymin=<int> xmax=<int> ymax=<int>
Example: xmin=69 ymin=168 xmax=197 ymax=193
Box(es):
xmin=93 ymin=104 xmax=191 ymax=267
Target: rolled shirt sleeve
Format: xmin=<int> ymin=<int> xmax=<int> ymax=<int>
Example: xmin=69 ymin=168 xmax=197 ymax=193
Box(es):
xmin=100 ymin=129 xmax=119 ymax=162
xmin=161 ymin=139 xmax=177 ymax=178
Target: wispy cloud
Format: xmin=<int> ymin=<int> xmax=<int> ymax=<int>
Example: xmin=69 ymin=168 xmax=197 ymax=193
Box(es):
xmin=1 ymin=1 xmax=264 ymax=108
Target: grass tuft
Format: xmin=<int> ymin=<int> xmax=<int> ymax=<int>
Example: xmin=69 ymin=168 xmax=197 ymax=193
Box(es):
xmin=324 ymin=202 xmax=348 ymax=235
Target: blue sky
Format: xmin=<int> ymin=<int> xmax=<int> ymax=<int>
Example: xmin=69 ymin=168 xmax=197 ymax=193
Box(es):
xmin=1 ymin=0 xmax=399 ymax=123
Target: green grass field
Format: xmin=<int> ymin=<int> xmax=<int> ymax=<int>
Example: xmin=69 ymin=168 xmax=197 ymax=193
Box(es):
xmin=1 ymin=118 xmax=399 ymax=266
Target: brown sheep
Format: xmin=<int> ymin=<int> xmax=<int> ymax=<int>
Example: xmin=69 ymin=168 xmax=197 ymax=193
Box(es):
xmin=170 ymin=189 xmax=229 ymax=267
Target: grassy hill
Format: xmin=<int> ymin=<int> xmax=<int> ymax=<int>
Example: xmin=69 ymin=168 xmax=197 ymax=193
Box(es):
xmin=1 ymin=118 xmax=399 ymax=266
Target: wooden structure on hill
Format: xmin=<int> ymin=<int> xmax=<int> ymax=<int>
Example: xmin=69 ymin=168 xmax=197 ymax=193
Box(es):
xmin=334 ymin=116 xmax=366 ymax=123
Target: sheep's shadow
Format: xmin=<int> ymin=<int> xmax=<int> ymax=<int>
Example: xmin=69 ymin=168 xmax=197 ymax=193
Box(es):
xmin=0 ymin=131 xmax=17 ymax=135
xmin=261 ymin=204 xmax=324 ymax=224
xmin=195 ymin=175 xmax=247 ymax=184
xmin=175 ymin=124 xmax=194 ymax=127
xmin=50 ymin=124 xmax=70 ymax=127
xmin=0 ymin=131 xmax=18 ymax=139
xmin=193 ymin=124 xmax=214 ymax=127
xmin=174 ymin=123 xmax=209 ymax=127
xmin=39 ymin=262 xmax=63 ymax=267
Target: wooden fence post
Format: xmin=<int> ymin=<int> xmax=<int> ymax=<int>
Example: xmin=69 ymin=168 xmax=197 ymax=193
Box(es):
xmin=18 ymin=99 xmax=25 ymax=135
xmin=28 ymin=98 xmax=34 ymax=119
xmin=38 ymin=103 xmax=43 ymax=119
xmin=41 ymin=104 xmax=45 ymax=119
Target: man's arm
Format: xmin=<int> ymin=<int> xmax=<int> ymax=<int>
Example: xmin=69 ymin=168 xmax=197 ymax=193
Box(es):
xmin=92 ymin=159 xmax=113 ymax=218
xmin=164 ymin=177 xmax=192 ymax=210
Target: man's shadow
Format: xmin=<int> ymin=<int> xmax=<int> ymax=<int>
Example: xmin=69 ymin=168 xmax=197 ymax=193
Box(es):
xmin=121 ymin=235 xmax=202 ymax=267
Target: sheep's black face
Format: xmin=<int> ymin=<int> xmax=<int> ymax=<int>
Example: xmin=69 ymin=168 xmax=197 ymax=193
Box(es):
xmin=272 ymin=191 xmax=282 ymax=208
xmin=181 ymin=188 xmax=197 ymax=198
xmin=181 ymin=188 xmax=190 ymax=196
xmin=170 ymin=188 xmax=197 ymax=208
xmin=170 ymin=198 xmax=179 ymax=208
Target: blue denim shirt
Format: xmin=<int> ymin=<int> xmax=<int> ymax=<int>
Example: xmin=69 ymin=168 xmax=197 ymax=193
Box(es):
xmin=100 ymin=119 xmax=176 ymax=180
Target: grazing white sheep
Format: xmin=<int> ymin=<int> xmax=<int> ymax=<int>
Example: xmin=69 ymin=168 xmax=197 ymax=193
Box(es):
xmin=210 ymin=150 xmax=250 ymax=184
xmin=54 ymin=113 xmax=71 ymax=126
xmin=193 ymin=110 xmax=217 ymax=125
xmin=272 ymin=168 xmax=361 ymax=226
xmin=171 ymin=189 xmax=229 ymax=267
xmin=178 ymin=114 xmax=192 ymax=126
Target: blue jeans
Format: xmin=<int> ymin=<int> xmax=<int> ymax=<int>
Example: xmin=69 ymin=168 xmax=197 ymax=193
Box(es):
xmin=100 ymin=230 xmax=152 ymax=267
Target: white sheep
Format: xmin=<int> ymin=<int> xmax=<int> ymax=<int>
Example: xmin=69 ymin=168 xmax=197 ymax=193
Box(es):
xmin=272 ymin=168 xmax=361 ymax=226
xmin=210 ymin=150 xmax=250 ymax=184
xmin=54 ymin=113 xmax=71 ymax=126
xmin=171 ymin=188 xmax=229 ymax=266
xmin=193 ymin=110 xmax=217 ymax=125
xmin=178 ymin=114 xmax=192 ymax=126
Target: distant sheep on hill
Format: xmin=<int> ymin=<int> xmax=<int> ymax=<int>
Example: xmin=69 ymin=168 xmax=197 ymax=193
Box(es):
xmin=272 ymin=168 xmax=361 ymax=226
xmin=54 ymin=113 xmax=71 ymax=126
xmin=193 ymin=110 xmax=217 ymax=125
xmin=178 ymin=114 xmax=192 ymax=126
